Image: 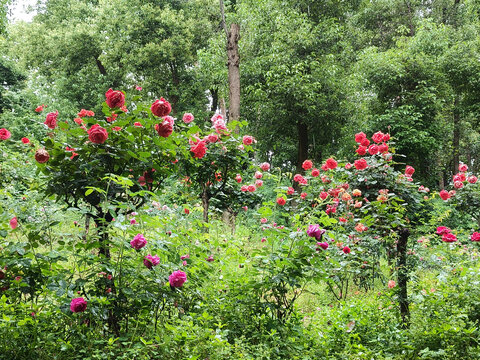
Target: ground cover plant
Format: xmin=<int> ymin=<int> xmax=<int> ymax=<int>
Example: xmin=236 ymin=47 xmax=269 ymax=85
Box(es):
xmin=1 ymin=90 xmax=480 ymax=359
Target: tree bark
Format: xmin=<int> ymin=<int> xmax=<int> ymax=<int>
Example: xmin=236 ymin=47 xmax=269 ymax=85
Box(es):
xmin=210 ymin=88 xmax=218 ymax=113
xmin=220 ymin=0 xmax=240 ymax=128
xmin=95 ymin=57 xmax=107 ymax=76
xmin=397 ymin=228 xmax=410 ymax=328
xmin=453 ymin=96 xmax=460 ymax=173
xmin=226 ymin=23 xmax=240 ymax=124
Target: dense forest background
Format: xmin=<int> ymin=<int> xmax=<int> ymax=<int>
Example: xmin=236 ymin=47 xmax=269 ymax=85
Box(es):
xmin=2 ymin=0 xmax=480 ymax=188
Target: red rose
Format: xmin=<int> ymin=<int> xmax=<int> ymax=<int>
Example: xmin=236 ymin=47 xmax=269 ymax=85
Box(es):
xmin=405 ymin=166 xmax=415 ymax=176
xmin=276 ymin=197 xmax=286 ymax=206
xmin=342 ymin=246 xmax=351 ymax=254
xmin=87 ymin=124 xmax=108 ymax=144
xmin=302 ymin=160 xmax=313 ymax=170
xmin=155 ymin=120 xmax=173 ymax=138
xmin=372 ymin=131 xmax=385 ymax=143
xmin=354 ymin=158 xmax=368 ymax=170
xmin=379 ymin=143 xmax=388 ymax=153
xmin=354 ymin=132 xmax=366 ymax=143
xmin=0 ymin=128 xmax=11 ymax=140
xmin=368 ymin=145 xmax=379 ymax=155
xmin=360 ymin=138 xmax=370 ymax=147
xmin=356 ymin=146 xmax=367 ymax=156
xmin=35 ymin=148 xmax=50 ymax=163
xmin=383 ymin=133 xmax=390 ymax=142
xmin=151 ymin=98 xmax=172 ymax=117
xmin=325 ymin=158 xmax=337 ymax=170
xmin=311 ymin=168 xmax=320 ymax=177
xmin=439 ymin=190 xmax=450 ymax=201
xmin=287 ymin=187 xmax=295 ymax=195
xmin=44 ymin=111 xmax=59 ymax=129
xmin=21 ymin=137 xmax=30 ymax=144
xmin=105 ymin=89 xmax=125 ymax=109
xmin=191 ymin=141 xmax=207 ymax=159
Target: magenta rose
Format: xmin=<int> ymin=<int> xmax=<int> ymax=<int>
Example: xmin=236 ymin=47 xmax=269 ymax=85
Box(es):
xmin=70 ymin=297 xmax=87 ymax=313
xmin=151 ymin=98 xmax=172 ymax=117
xmin=35 ymin=148 xmax=50 ymax=164
xmin=88 ymin=124 xmax=108 ymax=144
xmin=105 ymin=89 xmax=125 ymax=109
xmin=471 ymin=232 xmax=480 ymax=242
xmin=44 ymin=111 xmax=59 ymax=129
xmin=143 ymin=254 xmax=160 ymax=269
xmin=0 ymin=128 xmax=11 ymax=140
xmin=307 ymin=224 xmax=325 ymax=240
xmin=169 ymin=270 xmax=187 ymax=288
xmin=131 ymin=234 xmax=147 ymax=250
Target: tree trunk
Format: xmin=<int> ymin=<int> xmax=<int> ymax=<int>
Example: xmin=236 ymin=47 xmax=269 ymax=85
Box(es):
xmin=397 ymin=228 xmax=410 ymax=328
xmin=210 ymin=88 xmax=218 ymax=113
xmin=226 ymin=23 xmax=240 ymax=124
xmin=219 ymin=0 xmax=240 ymax=129
xmin=453 ymin=96 xmax=460 ymax=174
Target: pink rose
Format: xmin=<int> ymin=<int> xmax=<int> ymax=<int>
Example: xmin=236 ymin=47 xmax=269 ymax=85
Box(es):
xmin=276 ymin=197 xmax=286 ymax=206
xmin=235 ymin=174 xmax=242 ymax=183
xmin=242 ymin=135 xmax=255 ymax=145
xmin=105 ymin=89 xmax=125 ymax=109
xmin=459 ymin=163 xmax=468 ymax=172
xmin=88 ymin=124 xmax=108 ymax=144
xmin=255 ymin=179 xmax=263 ymax=187
xmin=405 ymin=166 xmax=415 ymax=176
xmin=468 ymin=176 xmax=477 ymax=184
xmin=70 ymin=297 xmax=87 ymax=313
xmin=191 ymin=141 xmax=207 ymax=159
xmin=260 ymin=162 xmax=270 ymax=171
xmin=9 ymin=217 xmax=18 ymax=229
xmin=387 ymin=280 xmax=396 ymax=289
xmin=44 ymin=111 xmax=59 ymax=129
xmin=0 ymin=128 xmax=11 ymax=140
xmin=311 ymin=168 xmax=320 ymax=177
xmin=169 ymin=270 xmax=187 ymax=288
xmin=151 ymin=98 xmax=172 ymax=117
xmin=183 ymin=113 xmax=194 ymax=124
xmin=130 ymin=234 xmax=147 ymax=250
